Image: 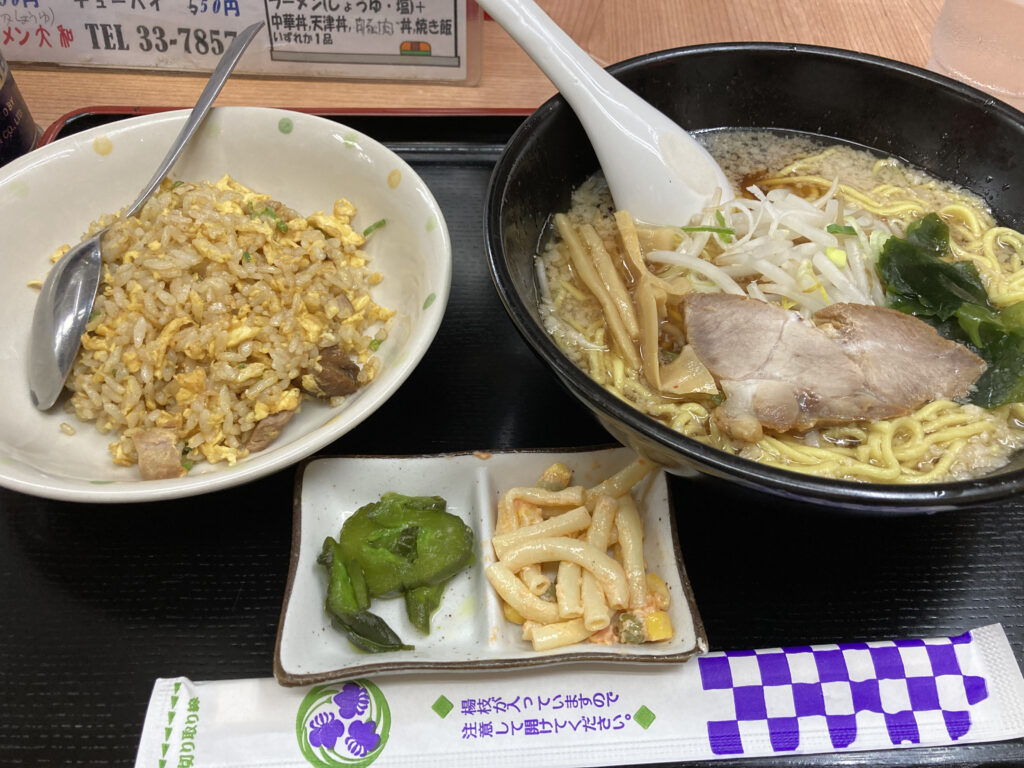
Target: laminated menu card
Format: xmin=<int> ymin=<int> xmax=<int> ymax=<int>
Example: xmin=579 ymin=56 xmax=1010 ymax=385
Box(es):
xmin=1 ymin=0 xmax=482 ymax=82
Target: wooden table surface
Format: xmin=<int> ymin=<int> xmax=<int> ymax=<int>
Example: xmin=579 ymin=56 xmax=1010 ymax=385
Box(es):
xmin=9 ymin=0 xmax=945 ymax=130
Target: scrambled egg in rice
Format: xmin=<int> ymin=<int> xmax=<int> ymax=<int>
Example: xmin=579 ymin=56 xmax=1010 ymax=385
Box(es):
xmin=58 ymin=175 xmax=394 ymax=480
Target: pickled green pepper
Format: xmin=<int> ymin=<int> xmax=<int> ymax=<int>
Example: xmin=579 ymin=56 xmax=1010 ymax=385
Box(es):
xmin=319 ymin=492 xmax=474 ymax=652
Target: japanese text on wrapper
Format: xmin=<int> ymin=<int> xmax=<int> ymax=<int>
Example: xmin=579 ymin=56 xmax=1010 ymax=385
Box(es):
xmin=176 ymin=697 xmax=200 ymax=768
xmin=458 ymin=691 xmax=639 ymax=740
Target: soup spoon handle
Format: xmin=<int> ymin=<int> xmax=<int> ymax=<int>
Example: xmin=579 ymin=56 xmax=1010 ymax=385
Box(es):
xmin=477 ymin=0 xmax=732 ymax=224
xmin=124 ymin=20 xmax=264 ymax=218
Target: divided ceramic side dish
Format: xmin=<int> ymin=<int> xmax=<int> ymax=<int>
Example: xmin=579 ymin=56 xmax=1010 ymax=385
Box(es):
xmin=274 ymin=447 xmax=707 ymax=685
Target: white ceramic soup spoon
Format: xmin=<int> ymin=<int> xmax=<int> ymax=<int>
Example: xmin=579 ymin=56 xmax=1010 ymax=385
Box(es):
xmin=477 ymin=0 xmax=733 ymax=224
xmin=27 ymin=21 xmax=264 ymax=411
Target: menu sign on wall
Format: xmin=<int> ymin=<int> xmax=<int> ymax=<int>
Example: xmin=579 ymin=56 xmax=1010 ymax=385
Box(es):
xmin=0 ymin=0 xmax=480 ymax=82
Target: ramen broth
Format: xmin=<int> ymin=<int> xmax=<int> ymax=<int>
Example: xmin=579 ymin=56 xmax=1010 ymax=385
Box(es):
xmin=537 ymin=131 xmax=1024 ymax=483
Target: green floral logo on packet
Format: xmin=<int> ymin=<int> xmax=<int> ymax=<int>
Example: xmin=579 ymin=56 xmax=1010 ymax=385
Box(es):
xmin=296 ymin=680 xmax=391 ymax=767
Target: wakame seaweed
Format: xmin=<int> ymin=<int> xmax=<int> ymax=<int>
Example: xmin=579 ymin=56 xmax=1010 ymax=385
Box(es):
xmin=878 ymin=213 xmax=1024 ymax=408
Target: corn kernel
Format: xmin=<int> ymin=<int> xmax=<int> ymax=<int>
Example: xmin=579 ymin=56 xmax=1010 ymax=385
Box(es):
xmin=644 ymin=610 xmax=674 ymax=642
xmin=646 ymin=572 xmax=671 ymax=609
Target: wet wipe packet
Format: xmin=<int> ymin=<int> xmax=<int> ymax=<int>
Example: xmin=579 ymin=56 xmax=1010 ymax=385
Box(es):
xmin=136 ymin=623 xmax=1024 ymax=767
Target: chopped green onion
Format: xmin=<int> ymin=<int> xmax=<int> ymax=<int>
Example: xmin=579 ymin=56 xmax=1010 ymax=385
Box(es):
xmin=277 ymin=220 xmax=288 ymax=233
xmin=181 ymin=459 xmax=194 ymax=472
xmin=678 ymin=225 xmax=736 ymax=237
xmin=237 ymin=363 xmax=247 ymax=369
xmin=247 ymin=203 xmax=279 ymax=221
xmin=88 ymin=309 xmax=102 ymax=322
xmin=363 ymin=218 xmax=387 ymax=237
xmin=243 ymin=251 xmax=252 ymax=262
xmin=171 ymin=180 xmax=184 ymax=188
xmin=368 ymin=339 xmax=382 ymax=351
xmin=827 ymin=224 xmax=856 ymax=236
xmin=713 ymin=211 xmax=735 ymax=242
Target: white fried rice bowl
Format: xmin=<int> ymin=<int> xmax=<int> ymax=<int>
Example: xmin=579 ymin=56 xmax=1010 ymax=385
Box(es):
xmin=0 ymin=107 xmax=451 ymax=502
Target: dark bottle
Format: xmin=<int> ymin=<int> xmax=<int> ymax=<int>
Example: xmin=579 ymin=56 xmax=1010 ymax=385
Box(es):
xmin=0 ymin=51 xmax=41 ymax=167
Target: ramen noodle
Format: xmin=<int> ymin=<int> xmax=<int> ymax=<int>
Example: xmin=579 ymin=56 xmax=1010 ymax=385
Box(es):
xmin=537 ymin=132 xmax=1024 ymax=483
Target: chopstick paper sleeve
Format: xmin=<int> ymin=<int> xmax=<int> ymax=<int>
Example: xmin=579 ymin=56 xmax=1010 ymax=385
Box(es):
xmin=135 ymin=623 xmax=1024 ymax=767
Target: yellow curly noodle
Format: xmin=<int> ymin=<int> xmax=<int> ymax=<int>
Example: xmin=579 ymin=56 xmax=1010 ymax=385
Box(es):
xmin=738 ymin=150 xmax=1024 ymax=481
xmin=763 ymin=152 xmax=1024 ymax=305
xmin=541 ymin=146 xmax=1024 ymax=483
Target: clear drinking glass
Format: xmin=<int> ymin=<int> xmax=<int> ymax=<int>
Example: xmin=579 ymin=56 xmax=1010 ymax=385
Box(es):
xmin=928 ymin=0 xmax=1024 ymax=110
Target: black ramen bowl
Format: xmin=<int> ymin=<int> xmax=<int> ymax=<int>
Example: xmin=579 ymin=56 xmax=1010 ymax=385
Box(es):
xmin=484 ymin=42 xmax=1024 ymax=514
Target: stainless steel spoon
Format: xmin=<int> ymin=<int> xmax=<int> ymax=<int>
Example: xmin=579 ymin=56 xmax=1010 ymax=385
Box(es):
xmin=27 ymin=21 xmax=264 ymax=410
xmin=477 ymin=0 xmax=733 ymax=224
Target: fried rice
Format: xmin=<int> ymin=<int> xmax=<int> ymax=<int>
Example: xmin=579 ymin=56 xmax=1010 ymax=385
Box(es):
xmin=58 ymin=175 xmax=394 ymax=478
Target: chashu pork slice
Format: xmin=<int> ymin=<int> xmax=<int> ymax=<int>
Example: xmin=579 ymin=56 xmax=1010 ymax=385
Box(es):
xmin=682 ymin=293 xmax=986 ymax=442
xmin=812 ymin=302 xmax=986 ymax=406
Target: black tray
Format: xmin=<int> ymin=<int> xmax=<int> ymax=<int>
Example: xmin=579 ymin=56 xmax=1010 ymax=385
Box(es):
xmin=1 ymin=111 xmax=1021 ymax=768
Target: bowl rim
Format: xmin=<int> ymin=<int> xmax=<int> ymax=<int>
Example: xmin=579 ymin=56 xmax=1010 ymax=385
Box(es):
xmin=615 ymin=40 xmax=1024 ymax=122
xmin=484 ymin=42 xmax=1024 ymax=512
xmin=0 ymin=106 xmax=453 ymax=503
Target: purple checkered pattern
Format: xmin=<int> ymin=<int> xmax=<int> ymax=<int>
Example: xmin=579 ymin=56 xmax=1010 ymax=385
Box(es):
xmin=697 ymin=630 xmax=989 ymax=755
